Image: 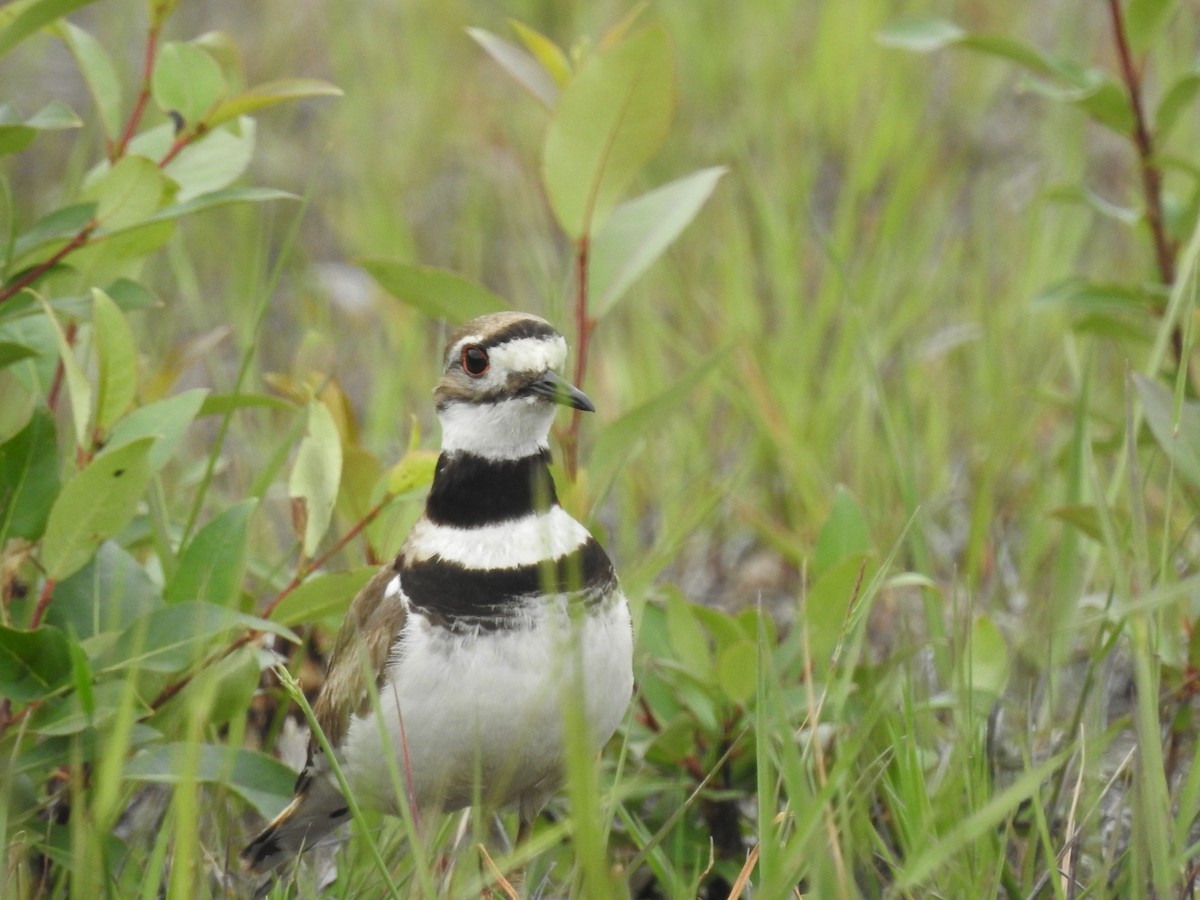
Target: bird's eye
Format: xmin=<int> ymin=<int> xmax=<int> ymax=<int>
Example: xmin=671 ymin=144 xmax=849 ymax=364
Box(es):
xmin=461 ymin=345 xmax=489 ymax=377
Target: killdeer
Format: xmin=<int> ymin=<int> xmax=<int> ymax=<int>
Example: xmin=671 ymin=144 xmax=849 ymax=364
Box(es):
xmin=241 ymin=311 xmax=634 ymax=877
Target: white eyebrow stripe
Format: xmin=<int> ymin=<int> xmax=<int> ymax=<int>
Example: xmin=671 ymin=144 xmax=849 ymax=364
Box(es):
xmin=404 ymin=507 xmax=592 ymax=570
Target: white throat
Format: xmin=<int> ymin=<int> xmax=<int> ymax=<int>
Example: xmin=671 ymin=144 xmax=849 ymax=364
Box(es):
xmin=438 ymin=398 xmax=557 ymax=460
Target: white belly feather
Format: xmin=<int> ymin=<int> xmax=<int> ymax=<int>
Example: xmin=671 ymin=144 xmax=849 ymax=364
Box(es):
xmin=339 ymin=592 xmax=633 ymax=816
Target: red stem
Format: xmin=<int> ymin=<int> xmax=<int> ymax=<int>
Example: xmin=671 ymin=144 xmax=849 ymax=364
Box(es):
xmin=29 ymin=578 xmax=58 ymax=629
xmin=1107 ymin=0 xmax=1175 ymax=286
xmin=0 ymin=225 xmax=97 ymax=305
xmin=111 ymin=22 xmax=163 ymax=160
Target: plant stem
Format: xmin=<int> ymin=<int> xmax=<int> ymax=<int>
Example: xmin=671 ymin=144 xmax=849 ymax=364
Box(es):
xmin=1106 ymin=0 xmax=1181 ymax=359
xmin=0 ymin=225 xmax=97 ymax=304
xmin=110 ymin=20 xmax=163 ymax=161
xmin=564 ymin=235 xmax=594 ymax=480
xmin=29 ymin=578 xmax=58 ymax=629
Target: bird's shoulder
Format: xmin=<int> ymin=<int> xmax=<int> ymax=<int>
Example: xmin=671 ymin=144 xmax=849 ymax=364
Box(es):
xmin=311 ymin=562 xmax=408 ymax=748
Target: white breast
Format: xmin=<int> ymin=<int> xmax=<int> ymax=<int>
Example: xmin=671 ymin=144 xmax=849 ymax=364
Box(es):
xmin=338 ymin=590 xmax=633 ymax=817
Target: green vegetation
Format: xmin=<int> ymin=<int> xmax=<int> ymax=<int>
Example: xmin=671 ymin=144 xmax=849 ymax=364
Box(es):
xmin=3 ymin=0 xmax=1200 ymax=897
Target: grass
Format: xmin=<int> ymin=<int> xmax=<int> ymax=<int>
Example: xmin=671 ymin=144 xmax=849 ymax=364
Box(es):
xmin=4 ymin=0 xmax=1200 ymax=897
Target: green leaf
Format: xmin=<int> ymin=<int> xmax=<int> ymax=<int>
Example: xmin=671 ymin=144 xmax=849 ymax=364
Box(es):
xmin=91 ymin=288 xmax=138 ymax=430
xmin=876 ymin=17 xmax=966 ymax=52
xmin=0 ymin=410 xmax=59 ymax=540
xmin=0 ymin=0 xmax=100 ymax=59
xmin=29 ymin=680 xmax=149 ymax=737
xmin=1126 ymin=0 xmax=1177 ymax=52
xmin=9 ymin=201 xmax=95 ymax=268
xmin=0 ymin=624 xmax=72 ymax=701
xmin=511 ymin=20 xmax=571 ymax=85
xmin=124 ymin=743 xmax=298 ymax=817
xmin=360 ymin=259 xmax=508 ymax=323
xmin=664 ymin=589 xmax=712 ymax=680
xmin=813 ymin=486 xmax=871 ymax=577
xmin=40 ymin=437 xmax=156 ymax=581
xmin=542 ymin=26 xmax=675 ymax=239
xmin=467 ymin=27 xmax=559 ymax=108
xmin=269 ymin=566 xmax=377 ymax=627
xmin=804 ymin=553 xmax=872 ymax=673
xmin=1026 ymin=70 xmax=1134 ymax=133
xmin=94 ymin=601 xmax=295 ymax=674
xmin=126 ymin=119 xmax=257 ymax=203
xmin=589 ymin=166 xmax=725 ymax=316
xmin=387 ymin=449 xmax=438 ymax=495
xmin=0 ymin=370 xmax=35 ymax=441
xmin=0 ymin=339 xmax=37 ymax=368
xmin=1134 ymin=373 xmax=1200 ymax=491
xmin=37 ymin=297 xmax=91 ymax=448
xmin=82 ymin=155 xmax=170 ymax=232
xmin=289 ymin=401 xmax=343 ymax=557
xmin=1156 ymin=71 xmax=1200 ymax=142
xmin=50 ymin=541 xmax=161 ymax=638
xmin=716 ymin=638 xmax=757 ymax=706
xmin=198 ymin=391 xmax=294 ymax=417
xmin=964 ymin=614 xmax=1010 ymax=701
xmin=206 ymin=78 xmax=342 ymax=130
xmin=143 ymin=185 xmax=294 ymax=225
xmin=1049 ymin=504 xmax=1104 ymax=542
xmin=151 ymin=40 xmax=227 ymax=128
xmin=0 ymin=100 xmax=80 ymax=156
xmin=106 ymin=388 xmax=208 ymax=471
xmin=164 ymin=499 xmax=255 ymax=607
xmin=56 ymin=22 xmax=121 ymax=140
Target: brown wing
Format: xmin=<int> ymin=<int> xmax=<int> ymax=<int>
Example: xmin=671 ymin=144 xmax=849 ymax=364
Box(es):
xmin=311 ymin=563 xmax=408 ymax=749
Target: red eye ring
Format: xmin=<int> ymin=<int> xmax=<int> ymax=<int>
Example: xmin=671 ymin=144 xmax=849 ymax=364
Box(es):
xmin=461 ymin=344 xmax=490 ymax=377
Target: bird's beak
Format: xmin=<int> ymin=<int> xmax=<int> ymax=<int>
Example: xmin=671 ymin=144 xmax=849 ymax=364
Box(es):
xmin=529 ymin=370 xmax=595 ymax=412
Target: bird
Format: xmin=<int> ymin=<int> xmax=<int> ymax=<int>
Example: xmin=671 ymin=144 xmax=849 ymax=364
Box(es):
xmin=241 ymin=310 xmax=634 ymax=877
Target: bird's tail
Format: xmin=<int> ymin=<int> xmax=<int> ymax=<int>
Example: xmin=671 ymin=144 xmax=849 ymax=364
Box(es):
xmin=240 ymin=770 xmax=351 ymax=875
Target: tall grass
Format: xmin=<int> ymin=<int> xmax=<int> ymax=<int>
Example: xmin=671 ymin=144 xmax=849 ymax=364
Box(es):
xmin=5 ymin=0 xmax=1200 ymax=897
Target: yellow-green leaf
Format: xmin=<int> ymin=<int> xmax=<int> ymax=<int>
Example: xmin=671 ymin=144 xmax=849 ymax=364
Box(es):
xmin=92 ymin=287 xmax=138 ymax=430
xmin=360 ymin=259 xmax=508 ymax=323
xmin=41 ymin=437 xmax=155 ymax=580
xmin=206 ymin=78 xmax=342 ymax=130
xmin=152 ymin=40 xmax=227 ymax=128
xmin=511 ymin=20 xmax=571 ymax=85
xmin=37 ymin=296 xmax=91 ymax=448
xmin=387 ymin=449 xmax=438 ymax=496
xmin=542 ymin=26 xmax=675 ymax=239
xmin=288 ymin=401 xmax=343 ymax=557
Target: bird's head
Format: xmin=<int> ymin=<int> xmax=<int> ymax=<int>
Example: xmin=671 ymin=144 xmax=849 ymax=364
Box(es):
xmin=433 ymin=311 xmax=593 ymax=460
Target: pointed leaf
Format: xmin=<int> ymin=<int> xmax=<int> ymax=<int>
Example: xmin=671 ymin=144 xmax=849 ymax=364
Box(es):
xmin=510 ymin=21 xmax=571 ymax=85
xmin=206 ymin=78 xmax=342 ymax=130
xmin=387 ymin=449 xmax=438 ymax=495
xmin=589 ymin=166 xmax=725 ymax=315
xmin=1134 ymin=373 xmax=1200 ymax=491
xmin=813 ymin=485 xmax=871 ymax=577
xmin=38 ymin=297 xmax=91 ymax=447
xmin=804 ymin=553 xmax=873 ymax=673
xmin=289 ymin=401 xmax=343 ymax=557
xmin=0 ymin=340 xmax=37 ymax=369
xmin=124 ymin=743 xmax=297 ymax=817
xmin=0 ymin=0 xmax=100 ymax=59
xmin=542 ymin=27 xmax=675 ymax=238
xmin=41 ymin=437 xmax=155 ymax=580
xmin=92 ymin=287 xmax=138 ymax=430
xmin=57 ymin=21 xmax=121 ymax=139
xmin=165 ymin=499 xmax=256 ymax=606
xmin=468 ymin=28 xmax=558 ymax=108
xmin=1156 ymin=72 xmax=1200 ymax=142
xmin=360 ymin=259 xmax=508 ymax=322
xmin=1126 ymin=0 xmax=1177 ymax=52
xmin=269 ymin=566 xmax=377 ymax=627
xmin=0 ymin=410 xmax=59 ymax=540
xmin=0 ymin=101 xmax=80 ymax=156
xmin=95 ymin=602 xmax=295 ymax=674
xmin=0 ymin=624 xmax=72 ymax=701
xmin=964 ymin=614 xmax=1010 ymax=701
xmin=106 ymin=388 xmax=208 ymax=471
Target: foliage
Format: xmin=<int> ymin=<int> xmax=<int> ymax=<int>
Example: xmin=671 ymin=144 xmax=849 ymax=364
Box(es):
xmin=3 ymin=0 xmax=1200 ymax=898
